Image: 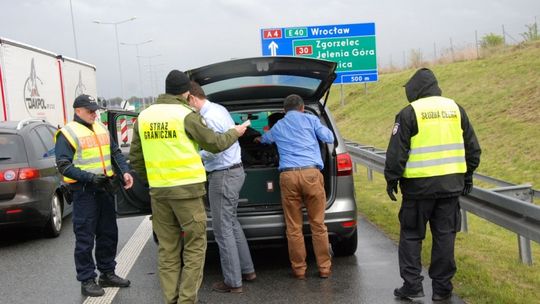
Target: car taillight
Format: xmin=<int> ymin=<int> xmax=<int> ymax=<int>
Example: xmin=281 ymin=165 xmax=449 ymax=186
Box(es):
xmin=0 ymin=168 xmax=40 ymax=182
xmin=336 ymin=152 xmax=353 ymax=176
xmin=18 ymin=168 xmax=40 ymax=180
xmin=0 ymin=169 xmax=18 ymax=182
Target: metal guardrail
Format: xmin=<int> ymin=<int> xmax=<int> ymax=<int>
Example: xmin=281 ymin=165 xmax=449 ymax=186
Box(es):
xmin=345 ymin=140 xmax=540 ymax=265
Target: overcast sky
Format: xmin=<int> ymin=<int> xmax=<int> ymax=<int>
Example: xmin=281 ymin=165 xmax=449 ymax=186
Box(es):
xmin=1 ymin=0 xmax=539 ymax=99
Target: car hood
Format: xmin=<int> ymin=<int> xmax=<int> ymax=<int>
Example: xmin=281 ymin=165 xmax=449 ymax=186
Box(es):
xmin=186 ymin=57 xmax=337 ymax=107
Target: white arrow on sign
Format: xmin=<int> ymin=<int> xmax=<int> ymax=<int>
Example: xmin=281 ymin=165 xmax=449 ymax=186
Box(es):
xmin=268 ymin=41 xmax=278 ymax=56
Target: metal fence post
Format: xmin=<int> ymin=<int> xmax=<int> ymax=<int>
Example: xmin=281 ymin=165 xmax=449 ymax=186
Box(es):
xmin=367 ymin=146 xmax=374 ymax=181
xmin=492 ymin=185 xmax=534 ymax=265
xmin=460 ymin=209 xmax=469 ymax=233
xmin=519 ymin=235 xmax=533 ymax=266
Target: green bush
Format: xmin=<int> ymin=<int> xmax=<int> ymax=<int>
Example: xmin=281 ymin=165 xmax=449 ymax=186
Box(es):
xmin=480 ymin=33 xmax=504 ymax=49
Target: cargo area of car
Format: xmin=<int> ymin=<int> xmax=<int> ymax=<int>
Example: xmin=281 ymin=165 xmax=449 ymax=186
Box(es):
xmin=227 ymin=107 xmax=333 ymax=211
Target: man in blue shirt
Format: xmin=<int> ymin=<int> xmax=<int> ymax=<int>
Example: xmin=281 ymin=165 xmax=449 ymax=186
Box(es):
xmin=188 ymin=81 xmax=256 ymax=293
xmin=258 ymin=94 xmax=334 ymax=279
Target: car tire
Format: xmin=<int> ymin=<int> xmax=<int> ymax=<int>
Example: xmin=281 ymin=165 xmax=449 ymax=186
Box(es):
xmin=332 ymin=229 xmax=358 ymax=257
xmin=43 ymin=192 xmax=63 ymax=238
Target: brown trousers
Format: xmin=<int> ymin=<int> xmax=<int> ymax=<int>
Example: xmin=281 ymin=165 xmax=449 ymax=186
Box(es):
xmin=279 ymin=168 xmax=331 ymax=275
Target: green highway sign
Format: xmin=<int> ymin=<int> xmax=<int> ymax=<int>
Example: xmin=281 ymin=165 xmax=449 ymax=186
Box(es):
xmin=261 ymin=22 xmax=378 ymax=83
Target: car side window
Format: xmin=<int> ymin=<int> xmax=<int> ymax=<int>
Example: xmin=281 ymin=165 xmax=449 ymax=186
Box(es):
xmin=29 ymin=128 xmax=48 ymax=159
xmin=36 ymin=126 xmax=56 ymax=157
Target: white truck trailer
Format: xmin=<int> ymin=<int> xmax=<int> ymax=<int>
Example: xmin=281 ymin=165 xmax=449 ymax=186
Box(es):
xmin=0 ymin=37 xmax=97 ymax=127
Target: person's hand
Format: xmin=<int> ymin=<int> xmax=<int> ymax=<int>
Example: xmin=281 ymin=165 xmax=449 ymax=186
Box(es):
xmin=123 ymin=172 xmax=134 ymax=189
xmin=462 ymin=174 xmax=473 ymax=195
xmin=234 ymin=124 xmax=247 ymax=136
xmin=92 ymin=174 xmax=108 ymax=186
xmin=253 ymin=136 xmax=262 ymax=144
xmin=386 ymin=180 xmax=398 ymax=201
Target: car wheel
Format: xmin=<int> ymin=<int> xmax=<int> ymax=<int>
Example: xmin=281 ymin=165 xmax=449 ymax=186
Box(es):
xmin=332 ymin=229 xmax=358 ymax=257
xmin=44 ymin=192 xmax=63 ymax=238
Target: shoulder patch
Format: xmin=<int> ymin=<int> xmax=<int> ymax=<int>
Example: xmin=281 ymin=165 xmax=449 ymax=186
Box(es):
xmin=392 ymin=123 xmax=400 ymax=135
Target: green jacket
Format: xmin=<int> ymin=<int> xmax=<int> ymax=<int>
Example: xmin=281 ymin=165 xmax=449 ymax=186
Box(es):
xmin=129 ymin=93 xmax=240 ymax=199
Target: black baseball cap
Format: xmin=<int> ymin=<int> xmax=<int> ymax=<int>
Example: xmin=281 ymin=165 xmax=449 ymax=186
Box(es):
xmin=73 ymin=94 xmax=103 ymax=111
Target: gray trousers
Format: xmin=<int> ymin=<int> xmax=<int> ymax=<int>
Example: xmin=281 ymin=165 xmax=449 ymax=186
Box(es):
xmin=207 ymin=166 xmax=254 ymax=288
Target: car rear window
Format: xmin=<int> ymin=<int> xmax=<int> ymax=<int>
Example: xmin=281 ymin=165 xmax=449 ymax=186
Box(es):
xmin=0 ymin=134 xmax=28 ymax=164
xmin=202 ymin=75 xmax=321 ymax=96
xmin=231 ymin=112 xmax=269 ymax=134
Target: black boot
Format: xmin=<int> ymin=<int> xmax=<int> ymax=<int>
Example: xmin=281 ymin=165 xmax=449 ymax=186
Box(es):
xmin=99 ymin=272 xmax=131 ymax=288
xmin=393 ymin=285 xmax=425 ymax=299
xmin=432 ymin=292 xmax=452 ymax=301
xmin=81 ymin=279 xmax=105 ymax=297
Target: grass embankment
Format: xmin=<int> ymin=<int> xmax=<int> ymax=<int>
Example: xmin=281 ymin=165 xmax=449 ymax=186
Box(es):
xmin=327 ymin=42 xmax=540 ymax=304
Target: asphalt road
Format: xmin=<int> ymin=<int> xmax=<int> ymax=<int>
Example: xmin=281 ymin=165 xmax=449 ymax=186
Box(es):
xmin=0 ymin=214 xmax=465 ymax=304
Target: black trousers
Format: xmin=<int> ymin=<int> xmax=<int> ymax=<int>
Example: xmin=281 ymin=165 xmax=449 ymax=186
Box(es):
xmin=72 ymin=187 xmax=118 ymax=282
xmin=398 ymin=196 xmax=461 ymax=295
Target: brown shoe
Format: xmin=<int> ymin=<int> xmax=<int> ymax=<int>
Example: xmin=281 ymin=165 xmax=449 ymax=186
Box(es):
xmin=292 ymin=272 xmax=306 ymax=280
xmin=319 ymin=270 xmax=332 ymax=278
xmin=242 ymin=272 xmax=257 ymax=282
xmin=212 ymin=281 xmax=243 ymax=293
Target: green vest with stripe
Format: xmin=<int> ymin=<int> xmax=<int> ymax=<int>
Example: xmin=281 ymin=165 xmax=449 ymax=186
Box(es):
xmin=403 ymin=96 xmax=466 ymax=178
xmin=137 ymin=104 xmax=206 ymax=188
xmin=57 ymin=121 xmax=114 ymax=183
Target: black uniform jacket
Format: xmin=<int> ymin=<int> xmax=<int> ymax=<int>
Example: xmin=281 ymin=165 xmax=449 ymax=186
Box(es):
xmin=384 ymin=69 xmax=481 ymax=199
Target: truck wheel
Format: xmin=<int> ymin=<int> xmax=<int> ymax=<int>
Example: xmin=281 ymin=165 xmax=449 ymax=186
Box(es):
xmin=332 ymin=229 xmax=358 ymax=257
xmin=44 ymin=193 xmax=63 ymax=238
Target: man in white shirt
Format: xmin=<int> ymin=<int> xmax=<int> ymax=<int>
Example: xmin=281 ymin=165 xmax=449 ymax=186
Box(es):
xmin=188 ymin=81 xmax=256 ymax=293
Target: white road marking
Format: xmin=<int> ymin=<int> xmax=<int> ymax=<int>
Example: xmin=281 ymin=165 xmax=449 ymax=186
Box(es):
xmin=83 ymin=216 xmax=152 ymax=304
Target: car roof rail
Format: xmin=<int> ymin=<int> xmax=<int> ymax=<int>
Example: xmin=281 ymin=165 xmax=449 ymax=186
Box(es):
xmin=16 ymin=118 xmax=47 ymax=130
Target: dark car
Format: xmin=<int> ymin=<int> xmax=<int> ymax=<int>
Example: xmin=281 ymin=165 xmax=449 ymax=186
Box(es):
xmin=0 ymin=118 xmax=72 ymax=237
xmin=109 ymin=56 xmax=358 ymax=256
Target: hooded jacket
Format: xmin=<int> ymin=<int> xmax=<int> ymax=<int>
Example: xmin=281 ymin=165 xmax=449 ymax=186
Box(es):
xmin=384 ymin=68 xmax=481 ymax=199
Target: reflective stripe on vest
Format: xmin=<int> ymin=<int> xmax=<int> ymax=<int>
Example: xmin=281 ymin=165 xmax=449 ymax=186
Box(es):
xmin=403 ymin=96 xmax=466 ymax=178
xmin=138 ymin=104 xmax=206 ymax=188
xmin=57 ymin=121 xmax=113 ymax=183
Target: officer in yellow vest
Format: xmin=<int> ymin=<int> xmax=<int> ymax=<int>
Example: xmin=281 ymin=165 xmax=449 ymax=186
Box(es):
xmin=129 ymin=70 xmax=247 ymax=304
xmin=55 ymin=94 xmax=134 ymax=297
xmin=384 ymin=68 xmax=481 ymax=302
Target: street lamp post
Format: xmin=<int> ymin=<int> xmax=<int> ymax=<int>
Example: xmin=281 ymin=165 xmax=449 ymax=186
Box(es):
xmin=93 ymin=16 xmax=136 ymax=99
xmin=120 ymin=39 xmax=152 ymax=106
xmin=69 ymin=0 xmax=78 ymax=58
xmin=144 ymin=64 xmax=165 ymax=105
xmin=138 ymin=54 xmax=161 ymax=104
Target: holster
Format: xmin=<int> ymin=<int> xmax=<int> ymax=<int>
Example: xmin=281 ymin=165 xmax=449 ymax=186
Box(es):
xmin=60 ymin=183 xmax=73 ymax=204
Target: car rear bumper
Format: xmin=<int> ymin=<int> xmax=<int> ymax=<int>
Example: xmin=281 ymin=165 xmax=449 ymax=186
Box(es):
xmin=205 ymin=195 xmax=358 ymax=243
xmin=0 ymin=198 xmax=48 ymax=227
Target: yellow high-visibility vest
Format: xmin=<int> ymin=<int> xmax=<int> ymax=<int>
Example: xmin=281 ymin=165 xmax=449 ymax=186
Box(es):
xmin=137 ymin=104 xmax=206 ymax=188
xmin=57 ymin=121 xmax=114 ymax=183
xmin=403 ymin=96 xmax=466 ymax=178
